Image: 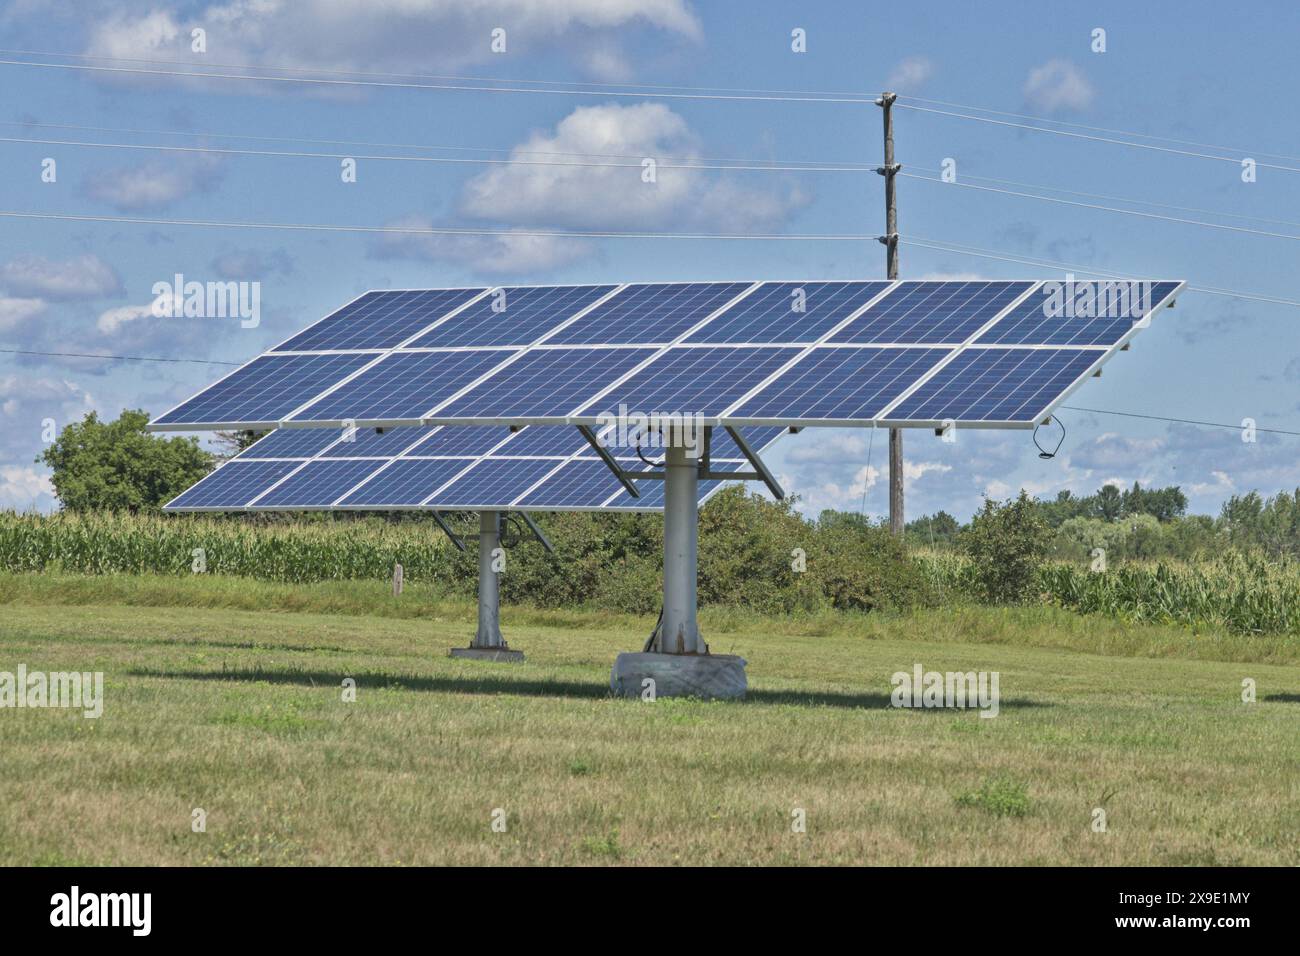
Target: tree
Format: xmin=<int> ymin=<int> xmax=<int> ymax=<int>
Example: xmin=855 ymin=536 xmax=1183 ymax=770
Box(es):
xmin=1092 ymin=484 xmax=1124 ymax=521
xmin=213 ymin=429 xmax=267 ymax=459
xmin=37 ymin=409 xmax=213 ymax=512
xmin=959 ymin=490 xmax=1052 ymax=603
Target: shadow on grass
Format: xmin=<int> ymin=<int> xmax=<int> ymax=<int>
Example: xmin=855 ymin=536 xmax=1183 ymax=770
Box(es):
xmin=1263 ymin=693 xmax=1300 ymax=703
xmin=128 ymin=665 xmax=1049 ymax=711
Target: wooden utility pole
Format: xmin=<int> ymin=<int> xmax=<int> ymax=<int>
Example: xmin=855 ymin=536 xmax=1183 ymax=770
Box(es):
xmin=878 ymin=91 xmax=904 ymax=536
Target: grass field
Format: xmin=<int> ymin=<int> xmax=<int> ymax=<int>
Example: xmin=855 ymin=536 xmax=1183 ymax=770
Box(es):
xmin=1 ymin=572 xmax=1297 ymax=865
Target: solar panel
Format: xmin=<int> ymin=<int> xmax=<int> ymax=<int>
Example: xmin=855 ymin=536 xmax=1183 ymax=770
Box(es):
xmin=973 ymin=280 xmax=1181 ymax=346
xmin=289 ymin=349 xmax=517 ymax=424
xmin=154 ymin=353 xmax=376 ymax=427
xmin=682 ymin=281 xmax=892 ymax=344
xmin=729 ymin=346 xmax=950 ymax=423
xmin=581 ymin=346 xmax=802 ymax=419
xmin=403 ymin=284 xmax=620 ymax=347
xmin=886 ymin=347 xmax=1104 ymax=424
xmin=150 ymin=279 xmax=1183 ymax=433
xmin=826 ymin=281 xmax=1033 ymax=344
xmin=272 ymin=289 xmax=488 ymax=352
xmin=432 ymin=347 xmax=656 ymax=421
xmin=545 ymin=282 xmax=754 ymax=345
xmin=163 ymin=424 xmax=786 ymax=513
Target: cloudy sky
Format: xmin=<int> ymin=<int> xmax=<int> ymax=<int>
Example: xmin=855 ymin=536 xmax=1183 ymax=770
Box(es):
xmin=0 ymin=0 xmax=1296 ymax=519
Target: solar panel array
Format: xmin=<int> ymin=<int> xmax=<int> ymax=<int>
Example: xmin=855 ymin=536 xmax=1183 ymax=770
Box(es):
xmin=163 ymin=423 xmax=786 ymax=513
xmin=151 ymin=279 xmax=1181 ymax=434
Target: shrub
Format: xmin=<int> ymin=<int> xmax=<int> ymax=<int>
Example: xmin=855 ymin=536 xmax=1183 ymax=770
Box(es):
xmin=959 ymin=491 xmax=1052 ymax=604
xmin=811 ymin=513 xmax=934 ymax=612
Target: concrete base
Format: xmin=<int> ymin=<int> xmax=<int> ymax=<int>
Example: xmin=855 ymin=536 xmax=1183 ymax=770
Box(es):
xmin=449 ymin=646 xmax=526 ymax=663
xmin=610 ymin=651 xmax=747 ymax=700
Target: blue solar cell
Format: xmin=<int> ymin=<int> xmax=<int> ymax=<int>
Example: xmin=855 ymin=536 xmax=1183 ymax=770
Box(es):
xmin=828 ymin=281 xmax=1032 ymax=345
xmin=154 ymin=353 xmax=376 ymax=426
xmin=684 ymin=281 xmax=892 ymax=344
xmin=238 ymin=427 xmax=339 ymax=459
xmin=164 ymin=460 xmax=301 ymax=509
xmin=732 ymin=346 xmax=949 ymax=421
xmin=888 ymin=347 xmax=1100 ymax=422
xmin=545 ymin=282 xmax=753 ymax=345
xmin=581 ymin=346 xmax=801 ymax=419
xmin=429 ymin=458 xmax=560 ymax=507
xmin=289 ymin=349 xmax=517 ymax=423
xmin=516 ymin=459 xmax=627 ymax=507
xmin=402 ymin=425 xmax=512 ymax=456
xmin=404 ymin=285 xmax=617 ymax=348
xmin=273 ymin=289 xmax=486 ymax=352
xmin=976 ymin=281 xmax=1180 ymax=346
xmin=338 ymin=458 xmax=475 ymax=507
xmin=435 ymin=347 xmax=655 ymax=420
xmin=498 ymin=425 xmax=589 ymax=457
xmin=317 ymin=424 xmax=432 ymax=457
xmin=251 ymin=459 xmax=384 ymax=507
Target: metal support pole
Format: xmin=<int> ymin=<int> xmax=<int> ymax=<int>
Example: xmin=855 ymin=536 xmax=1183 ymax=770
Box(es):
xmin=878 ymin=90 xmax=905 ymax=536
xmin=473 ymin=510 xmax=505 ymax=648
xmin=660 ymin=441 xmax=702 ymax=655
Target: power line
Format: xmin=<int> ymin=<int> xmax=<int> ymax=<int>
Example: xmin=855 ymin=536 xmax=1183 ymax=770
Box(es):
xmin=5 ymin=347 xmax=1292 ymax=437
xmin=900 ymin=170 xmax=1300 ymax=242
xmin=0 ymin=57 xmax=873 ymax=104
xmin=0 ymin=347 xmax=239 ymax=365
xmin=0 ymin=209 xmax=875 ymax=241
xmin=942 ymin=168 xmax=1300 ymax=231
xmin=0 ymin=46 xmax=883 ymax=99
xmin=1060 ymin=406 xmax=1300 ymax=438
xmin=0 ymin=132 xmax=868 ymax=173
xmin=8 ymin=45 xmax=1294 ymax=169
xmin=897 ymin=94 xmax=1300 ymax=166
xmin=896 ymin=103 xmax=1300 ymax=173
xmin=902 ymin=235 xmax=1300 ymax=308
xmin=0 ymin=119 xmax=873 ymax=170
xmin=1 ymin=206 xmax=1296 ymax=308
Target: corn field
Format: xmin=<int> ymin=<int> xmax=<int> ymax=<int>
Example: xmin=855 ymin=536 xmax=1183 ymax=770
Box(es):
xmin=0 ymin=511 xmax=470 ymax=587
xmin=917 ymin=550 xmax=1300 ymax=635
xmin=4 ymin=511 xmax=1298 ymax=634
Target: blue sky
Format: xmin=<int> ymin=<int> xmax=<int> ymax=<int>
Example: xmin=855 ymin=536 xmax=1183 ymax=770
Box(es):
xmin=0 ymin=0 xmax=1296 ymax=520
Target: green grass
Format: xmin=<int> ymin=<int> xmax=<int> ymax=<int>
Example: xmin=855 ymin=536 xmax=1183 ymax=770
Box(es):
xmin=1 ymin=571 xmax=1297 ymax=865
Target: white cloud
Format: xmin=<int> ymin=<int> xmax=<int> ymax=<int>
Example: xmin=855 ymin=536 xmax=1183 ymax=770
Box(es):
xmin=0 ymin=253 xmax=123 ymax=300
xmin=581 ymin=39 xmax=635 ymax=82
xmin=1189 ymin=469 xmax=1236 ymax=496
xmin=95 ymin=303 xmax=156 ymax=336
xmin=211 ymin=248 xmax=294 ymax=280
xmin=458 ymin=103 xmax=806 ymax=232
xmin=371 ymin=220 xmax=592 ymax=274
xmin=81 ymin=155 xmax=225 ymax=211
xmin=916 ymin=271 xmax=985 ymax=282
xmin=0 ymin=296 xmax=46 ymax=333
xmin=887 ymin=55 xmax=933 ymax=91
xmin=0 ymin=465 xmax=54 ymax=511
xmin=81 ymin=1 xmax=701 ymax=86
xmin=1023 ymin=59 xmax=1094 ymax=113
xmin=0 ymin=374 xmax=95 ymax=420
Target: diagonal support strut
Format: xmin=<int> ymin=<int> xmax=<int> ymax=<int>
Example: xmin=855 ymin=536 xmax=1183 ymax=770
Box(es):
xmin=723 ymin=426 xmax=785 ymax=500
